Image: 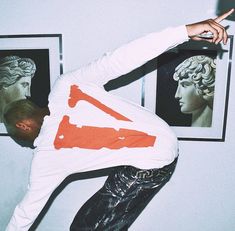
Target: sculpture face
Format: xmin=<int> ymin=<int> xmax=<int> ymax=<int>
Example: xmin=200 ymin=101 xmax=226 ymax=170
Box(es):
xmin=175 ymin=79 xmax=206 ymax=114
xmin=2 ymin=76 xmax=32 ymax=105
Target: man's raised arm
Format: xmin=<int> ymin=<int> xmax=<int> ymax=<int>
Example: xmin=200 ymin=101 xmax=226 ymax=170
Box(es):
xmin=65 ymin=9 xmax=234 ymax=87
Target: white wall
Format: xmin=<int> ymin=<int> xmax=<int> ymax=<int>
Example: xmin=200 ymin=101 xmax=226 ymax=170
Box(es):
xmin=1 ymin=1 xmax=235 ymax=230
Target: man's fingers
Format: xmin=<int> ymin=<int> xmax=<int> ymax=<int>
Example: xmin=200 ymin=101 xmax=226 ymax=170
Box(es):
xmin=215 ymin=8 xmax=234 ymax=23
xmin=209 ymin=20 xmax=227 ymax=44
xmin=206 ymin=19 xmax=228 ymax=44
xmin=187 ymin=9 xmax=233 ymax=44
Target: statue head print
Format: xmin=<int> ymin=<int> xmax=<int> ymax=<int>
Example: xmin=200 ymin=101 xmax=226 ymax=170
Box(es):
xmin=0 ymin=55 xmax=36 ymax=122
xmin=173 ymin=55 xmax=216 ymax=127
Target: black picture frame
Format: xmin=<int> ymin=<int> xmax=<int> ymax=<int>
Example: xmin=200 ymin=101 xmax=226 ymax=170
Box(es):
xmin=143 ymin=36 xmax=233 ymax=141
xmin=0 ymin=34 xmax=63 ymax=135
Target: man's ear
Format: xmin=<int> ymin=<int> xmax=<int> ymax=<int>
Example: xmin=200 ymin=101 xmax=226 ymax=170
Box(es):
xmin=15 ymin=122 xmax=31 ymax=131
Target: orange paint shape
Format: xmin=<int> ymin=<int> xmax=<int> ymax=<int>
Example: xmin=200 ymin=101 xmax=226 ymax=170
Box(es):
xmin=68 ymin=85 xmax=131 ymax=121
xmin=54 ymin=115 xmax=156 ymax=150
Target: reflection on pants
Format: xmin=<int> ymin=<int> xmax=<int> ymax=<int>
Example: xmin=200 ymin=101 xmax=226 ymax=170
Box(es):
xmin=70 ymin=158 xmax=178 ymax=231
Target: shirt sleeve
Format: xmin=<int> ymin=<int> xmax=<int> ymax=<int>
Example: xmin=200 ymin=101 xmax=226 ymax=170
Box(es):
xmin=63 ymin=25 xmax=189 ymax=87
xmin=6 ymin=157 xmax=65 ymax=231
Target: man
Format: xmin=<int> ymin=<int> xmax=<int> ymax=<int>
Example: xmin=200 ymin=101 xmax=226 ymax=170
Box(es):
xmin=3 ymin=9 xmax=234 ymax=231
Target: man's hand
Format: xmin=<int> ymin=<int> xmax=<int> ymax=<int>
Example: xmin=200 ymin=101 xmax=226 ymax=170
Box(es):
xmin=186 ymin=8 xmax=234 ymax=44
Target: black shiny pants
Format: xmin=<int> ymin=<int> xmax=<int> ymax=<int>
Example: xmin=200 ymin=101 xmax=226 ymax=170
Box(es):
xmin=70 ymin=158 xmax=178 ymax=231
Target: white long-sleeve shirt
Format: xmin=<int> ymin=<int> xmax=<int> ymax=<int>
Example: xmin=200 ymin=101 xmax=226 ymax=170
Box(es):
xmin=6 ymin=25 xmax=188 ymax=230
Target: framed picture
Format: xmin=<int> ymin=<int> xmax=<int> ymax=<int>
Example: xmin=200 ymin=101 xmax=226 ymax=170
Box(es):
xmin=143 ymin=36 xmax=233 ymax=141
xmin=0 ymin=34 xmax=63 ymax=135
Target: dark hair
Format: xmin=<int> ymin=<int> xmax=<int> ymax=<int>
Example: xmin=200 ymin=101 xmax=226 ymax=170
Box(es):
xmin=3 ymin=99 xmax=40 ymax=140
